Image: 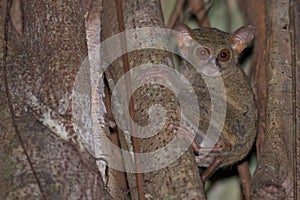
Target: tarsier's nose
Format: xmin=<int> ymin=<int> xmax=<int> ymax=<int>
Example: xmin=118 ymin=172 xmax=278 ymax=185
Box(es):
xmin=201 ymin=59 xmax=220 ymax=77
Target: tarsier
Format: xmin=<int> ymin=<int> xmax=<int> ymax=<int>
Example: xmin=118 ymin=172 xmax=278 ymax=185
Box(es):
xmin=172 ymin=23 xmax=257 ymax=183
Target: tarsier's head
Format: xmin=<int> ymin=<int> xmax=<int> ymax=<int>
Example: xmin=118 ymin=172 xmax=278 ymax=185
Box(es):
xmin=173 ymin=23 xmax=254 ymax=77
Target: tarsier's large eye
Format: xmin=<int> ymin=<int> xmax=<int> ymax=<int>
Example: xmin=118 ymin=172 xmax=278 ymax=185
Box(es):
xmin=194 ymin=47 xmax=210 ymax=59
xmin=217 ymin=49 xmax=231 ymax=62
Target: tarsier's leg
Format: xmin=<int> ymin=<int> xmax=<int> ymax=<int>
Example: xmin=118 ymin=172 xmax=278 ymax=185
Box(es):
xmin=169 ymin=123 xmax=231 ymax=184
xmin=200 ymin=156 xmax=224 ymax=184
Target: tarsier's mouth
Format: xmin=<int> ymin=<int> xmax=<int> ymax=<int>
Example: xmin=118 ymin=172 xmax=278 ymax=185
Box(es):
xmin=200 ymin=62 xmax=222 ymax=77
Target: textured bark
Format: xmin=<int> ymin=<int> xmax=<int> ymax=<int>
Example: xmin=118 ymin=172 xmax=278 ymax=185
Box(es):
xmin=250 ymin=0 xmax=297 ymax=199
xmin=240 ymin=0 xmax=267 ymax=160
xmin=0 ymin=0 xmax=110 ymax=199
xmin=101 ymin=0 xmax=204 ymax=199
xmin=84 ymin=0 xmax=129 ymax=198
xmin=294 ymin=1 xmax=300 ymax=199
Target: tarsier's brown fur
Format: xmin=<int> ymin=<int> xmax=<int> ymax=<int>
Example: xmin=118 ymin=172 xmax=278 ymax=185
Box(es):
xmin=174 ymin=24 xmax=257 ymax=169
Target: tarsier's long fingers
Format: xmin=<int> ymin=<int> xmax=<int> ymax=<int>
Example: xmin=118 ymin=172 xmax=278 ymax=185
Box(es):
xmin=169 ymin=123 xmax=230 ymax=184
xmin=168 ymin=123 xmax=205 ymax=151
xmin=168 ymin=123 xmax=231 ymax=155
xmin=196 ymin=142 xmax=232 ymax=156
xmin=194 ymin=143 xmax=231 ymax=167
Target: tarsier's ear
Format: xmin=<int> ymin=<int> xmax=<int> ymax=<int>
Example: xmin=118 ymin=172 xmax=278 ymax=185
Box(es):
xmin=230 ymin=25 xmax=254 ymax=54
xmin=173 ymin=22 xmax=195 ymax=49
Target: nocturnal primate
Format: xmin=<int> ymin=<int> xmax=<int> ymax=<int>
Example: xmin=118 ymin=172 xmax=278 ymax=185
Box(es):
xmin=171 ymin=23 xmax=257 ymax=181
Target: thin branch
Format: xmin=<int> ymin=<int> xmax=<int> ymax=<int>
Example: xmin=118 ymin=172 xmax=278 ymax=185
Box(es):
xmin=167 ymin=0 xmax=186 ymax=28
xmin=237 ymin=161 xmax=251 ymax=200
xmin=114 ymin=0 xmax=145 ymax=199
xmin=225 ymin=0 xmax=231 ymax=31
xmin=187 ymin=0 xmax=210 ymax=27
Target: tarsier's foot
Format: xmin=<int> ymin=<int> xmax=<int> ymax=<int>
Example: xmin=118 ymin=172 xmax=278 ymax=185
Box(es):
xmin=169 ymin=123 xmax=231 ymax=184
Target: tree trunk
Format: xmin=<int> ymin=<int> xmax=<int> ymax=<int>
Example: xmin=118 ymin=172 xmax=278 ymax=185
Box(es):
xmin=0 ymin=0 xmax=110 ymax=199
xmin=101 ymin=0 xmax=205 ymax=199
xmin=249 ymin=0 xmax=299 ymax=199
